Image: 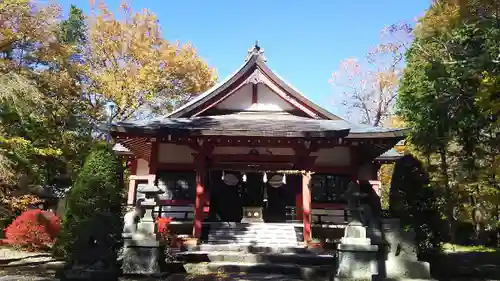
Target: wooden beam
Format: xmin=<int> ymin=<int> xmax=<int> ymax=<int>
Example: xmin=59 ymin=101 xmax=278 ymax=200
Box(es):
xmin=156 ymin=136 xmax=349 ymax=148
xmin=311 ymin=166 xmax=352 ymax=174
xmin=208 ymin=154 xmax=315 ymax=164
xmin=252 ymin=83 xmax=258 ymax=104
xmin=157 ymin=163 xmax=195 ymax=171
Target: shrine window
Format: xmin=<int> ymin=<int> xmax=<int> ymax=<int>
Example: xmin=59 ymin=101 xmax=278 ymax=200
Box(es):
xmin=155 ymin=171 xmax=196 ymax=201
xmin=311 ymin=174 xmax=350 ymax=203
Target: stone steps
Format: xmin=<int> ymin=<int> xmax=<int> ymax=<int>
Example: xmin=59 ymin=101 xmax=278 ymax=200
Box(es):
xmin=209 ymin=231 xmax=299 ymax=235
xmin=185 ymin=243 xmax=312 ymax=254
xmin=183 ymin=261 xmax=334 ymax=281
xmin=180 ymin=223 xmax=332 ymax=280
xmin=205 ymin=239 xmax=299 ymax=247
xmin=177 ymin=250 xmax=335 ymax=266
xmin=206 ymin=222 xmax=301 ymax=246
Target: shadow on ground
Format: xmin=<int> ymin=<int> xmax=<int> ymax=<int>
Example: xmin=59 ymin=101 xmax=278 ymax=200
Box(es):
xmin=430 ymin=250 xmax=500 ymax=280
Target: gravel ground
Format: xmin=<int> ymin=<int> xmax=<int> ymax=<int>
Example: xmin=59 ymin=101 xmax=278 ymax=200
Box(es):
xmin=0 ymin=276 xmax=56 ymax=281
xmin=0 ymin=248 xmax=52 ymax=262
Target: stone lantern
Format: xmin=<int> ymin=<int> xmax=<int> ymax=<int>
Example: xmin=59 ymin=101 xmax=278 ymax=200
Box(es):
xmin=122 ymin=183 xmax=164 ymax=275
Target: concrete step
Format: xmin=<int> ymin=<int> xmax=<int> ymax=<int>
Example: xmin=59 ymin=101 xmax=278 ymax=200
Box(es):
xmin=207 ymin=235 xmax=299 ymax=241
xmin=209 ymin=230 xmax=298 ymax=235
xmin=208 ymin=222 xmax=299 ymax=227
xmin=207 ymin=223 xmax=300 ymax=246
xmin=209 ymin=229 xmax=297 ymax=233
xmin=208 ymin=231 xmax=298 ymax=237
xmin=183 ymin=261 xmax=334 ymax=281
xmin=205 ymin=240 xmax=299 ymax=247
xmin=177 ymin=250 xmax=336 ymax=266
xmin=209 ymin=230 xmax=296 ymax=235
xmin=185 ymin=243 xmax=314 ymax=254
xmin=208 ymin=235 xmax=297 ymax=238
xmin=207 ymin=223 xmax=301 ymax=231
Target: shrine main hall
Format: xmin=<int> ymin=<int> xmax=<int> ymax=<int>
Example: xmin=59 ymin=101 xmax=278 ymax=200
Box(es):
xmin=109 ymin=43 xmax=406 ymax=242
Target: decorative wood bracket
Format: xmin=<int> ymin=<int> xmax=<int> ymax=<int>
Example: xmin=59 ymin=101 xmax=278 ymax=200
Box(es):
xmin=304 ymin=140 xmax=311 ymax=150
xmin=245 ymin=69 xmax=265 ymax=85
xmin=196 ymin=138 xmax=204 ymax=147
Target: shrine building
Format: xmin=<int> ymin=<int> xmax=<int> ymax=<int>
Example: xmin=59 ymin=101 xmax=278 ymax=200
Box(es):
xmin=108 ymin=43 xmax=407 ymax=242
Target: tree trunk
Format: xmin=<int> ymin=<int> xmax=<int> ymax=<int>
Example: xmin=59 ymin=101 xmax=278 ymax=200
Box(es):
xmin=496 ymin=204 xmax=500 ymax=247
xmin=439 ymin=147 xmax=456 ymax=244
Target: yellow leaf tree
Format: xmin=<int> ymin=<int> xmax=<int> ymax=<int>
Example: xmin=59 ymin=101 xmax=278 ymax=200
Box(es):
xmin=83 ymin=2 xmax=217 ymax=122
xmin=378 ymin=115 xmax=408 ymax=209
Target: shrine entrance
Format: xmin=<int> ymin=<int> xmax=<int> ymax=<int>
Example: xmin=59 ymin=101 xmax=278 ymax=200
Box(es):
xmin=208 ymin=170 xmax=298 ymax=223
xmin=208 ymin=170 xmax=242 ymax=222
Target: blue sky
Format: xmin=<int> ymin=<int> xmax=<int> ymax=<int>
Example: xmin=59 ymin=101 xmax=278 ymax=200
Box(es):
xmin=59 ymin=0 xmax=430 ymax=118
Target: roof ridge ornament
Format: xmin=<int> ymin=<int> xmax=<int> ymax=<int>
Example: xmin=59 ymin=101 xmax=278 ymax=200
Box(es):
xmin=246 ymin=40 xmax=267 ymax=62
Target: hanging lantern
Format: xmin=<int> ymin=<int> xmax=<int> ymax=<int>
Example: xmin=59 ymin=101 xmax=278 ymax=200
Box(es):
xmin=242 ymin=172 xmax=247 ymax=182
xmin=282 ymin=173 xmax=287 ymax=184
xmin=263 ymin=172 xmax=268 ymax=183
xmin=269 ymin=175 xmax=283 ymax=188
xmin=221 ymin=170 xmax=225 ymax=180
xmin=223 ymin=173 xmax=239 ymax=186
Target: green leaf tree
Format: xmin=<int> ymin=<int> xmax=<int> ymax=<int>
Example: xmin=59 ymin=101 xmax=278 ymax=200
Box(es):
xmin=398 ymin=0 xmax=500 ymax=244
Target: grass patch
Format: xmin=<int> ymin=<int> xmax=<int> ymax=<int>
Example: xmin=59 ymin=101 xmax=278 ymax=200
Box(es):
xmin=443 ymin=243 xmax=499 ymax=252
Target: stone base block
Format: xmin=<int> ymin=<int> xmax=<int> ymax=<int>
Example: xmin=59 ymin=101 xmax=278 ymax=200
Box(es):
xmin=121 ymin=239 xmax=163 ymax=275
xmin=340 ymin=237 xmax=371 ymax=245
xmin=384 ymin=258 xmax=431 ymax=279
xmin=337 ymin=244 xmax=378 ymax=280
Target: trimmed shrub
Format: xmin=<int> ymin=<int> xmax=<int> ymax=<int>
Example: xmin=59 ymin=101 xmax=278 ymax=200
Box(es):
xmin=53 ymin=143 xmax=124 ymax=268
xmin=389 ymin=154 xmax=444 ymax=257
xmin=4 ymin=209 xmax=60 ymax=251
xmin=157 ymin=217 xmax=178 ymax=246
xmin=157 ymin=217 xmax=179 ymax=262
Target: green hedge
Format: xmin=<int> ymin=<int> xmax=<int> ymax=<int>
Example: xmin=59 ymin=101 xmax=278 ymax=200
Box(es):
xmin=53 ymin=143 xmax=124 ymax=267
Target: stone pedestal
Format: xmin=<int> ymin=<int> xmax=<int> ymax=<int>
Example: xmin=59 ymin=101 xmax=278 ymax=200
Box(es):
xmin=122 ymin=184 xmax=164 ymax=275
xmin=336 ymin=219 xmax=379 ymax=280
xmin=337 ymin=244 xmax=378 ymax=279
xmin=336 ymin=182 xmax=379 ymax=280
xmin=122 ymin=239 xmax=163 ymax=275
xmin=380 ymin=218 xmax=431 ymax=279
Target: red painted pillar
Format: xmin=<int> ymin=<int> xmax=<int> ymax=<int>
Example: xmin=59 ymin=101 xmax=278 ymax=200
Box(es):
xmin=129 ymin=158 xmax=138 ymax=174
xmin=295 ymin=191 xmax=303 ymax=220
xmin=193 ymin=156 xmax=206 ymax=239
xmin=302 ymin=172 xmax=312 ymax=242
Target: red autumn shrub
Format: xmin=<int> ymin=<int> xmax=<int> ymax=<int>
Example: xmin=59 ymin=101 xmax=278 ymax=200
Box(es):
xmin=157 ymin=217 xmax=179 ymax=247
xmin=157 ymin=217 xmax=173 ymax=234
xmin=4 ymin=209 xmax=60 ymax=251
